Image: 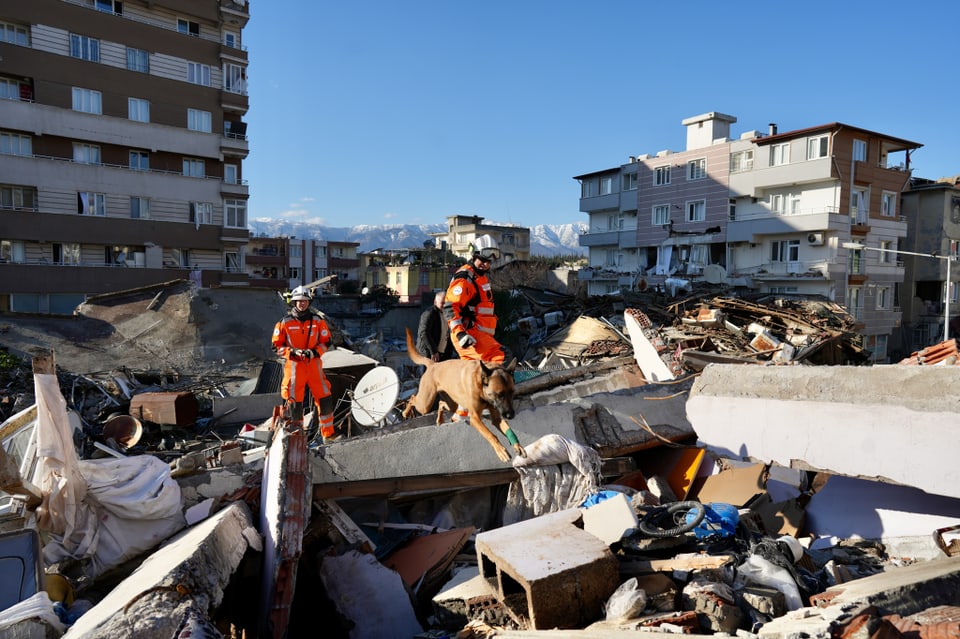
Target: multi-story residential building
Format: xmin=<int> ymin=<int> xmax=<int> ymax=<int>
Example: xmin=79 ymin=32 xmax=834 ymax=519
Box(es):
xmin=441 ymin=215 xmax=530 ymax=263
xmin=898 ymin=177 xmax=960 ymax=352
xmin=243 ymin=236 xmax=360 ymax=294
xmin=577 ymin=112 xmax=923 ymax=361
xmin=0 ymin=0 xmax=250 ymax=313
xmin=360 ymin=248 xmax=455 ymax=304
xmin=244 ymin=235 xmax=288 ymax=290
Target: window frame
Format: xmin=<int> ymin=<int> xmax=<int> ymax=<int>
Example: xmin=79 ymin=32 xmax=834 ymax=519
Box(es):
xmin=71 ymin=87 xmax=102 ymax=114
xmin=224 ymin=63 xmax=245 ymax=94
xmin=182 ymin=158 xmax=205 ymax=178
xmin=73 ymin=143 xmax=101 ymax=165
xmin=807 ymin=134 xmax=829 ymax=160
xmin=130 ymin=196 xmax=150 ymax=219
xmin=177 ymin=19 xmax=200 ymax=36
xmin=129 ymin=150 xmax=149 ymax=171
xmin=853 ymin=139 xmax=867 ymax=162
xmin=69 ymin=33 xmax=100 ymax=62
xmin=128 ymin=97 xmax=150 ymax=122
xmin=224 ymin=199 xmax=246 ymax=228
xmin=622 ymin=172 xmax=637 ymax=191
xmin=224 ymin=164 xmax=238 ymax=184
xmin=652 ymin=204 xmax=670 ymax=226
xmin=190 ymin=202 xmax=213 ymax=225
xmin=687 ymin=158 xmax=706 ymax=180
xmin=0 ymin=131 xmax=32 ymax=156
xmin=599 ymin=175 xmax=614 ymax=196
xmin=730 ymin=150 xmax=753 ymax=173
xmin=78 ymin=191 xmax=106 ymax=216
xmin=771 ymin=239 xmax=801 ymax=263
xmin=187 ymin=108 xmax=212 ymax=132
xmin=686 ymin=199 xmax=706 ymax=222
xmin=187 ymin=62 xmax=211 ymax=86
xmin=770 ymin=142 xmax=790 ymax=166
xmin=654 ymin=165 xmax=671 ymax=186
xmin=126 ymin=47 xmax=149 ymax=73
xmin=881 ymin=191 xmax=897 ymax=217
xmin=0 ymin=21 xmax=30 ymax=46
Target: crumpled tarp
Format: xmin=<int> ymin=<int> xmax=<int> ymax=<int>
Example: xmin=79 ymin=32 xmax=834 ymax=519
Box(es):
xmin=503 ymin=433 xmax=602 ymax=525
xmin=34 ymin=373 xmax=186 ymax=578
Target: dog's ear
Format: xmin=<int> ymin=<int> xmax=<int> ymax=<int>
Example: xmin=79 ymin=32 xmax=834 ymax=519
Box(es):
xmin=479 ymin=360 xmax=493 ymax=380
xmin=504 ymin=358 xmax=517 ymax=373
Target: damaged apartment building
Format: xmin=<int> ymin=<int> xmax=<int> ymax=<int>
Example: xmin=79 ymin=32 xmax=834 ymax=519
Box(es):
xmin=0 ymin=0 xmax=252 ymax=314
xmin=575 ymin=112 xmax=960 ymax=361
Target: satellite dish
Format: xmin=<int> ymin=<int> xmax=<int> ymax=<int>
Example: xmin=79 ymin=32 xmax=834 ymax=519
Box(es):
xmin=351 ymin=366 xmax=400 ymax=426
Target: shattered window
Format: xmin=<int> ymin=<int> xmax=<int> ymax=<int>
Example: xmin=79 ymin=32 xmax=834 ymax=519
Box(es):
xmin=0 ymin=409 xmax=38 ymax=514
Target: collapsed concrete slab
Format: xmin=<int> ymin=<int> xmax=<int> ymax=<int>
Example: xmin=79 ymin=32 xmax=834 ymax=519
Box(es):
xmin=63 ymin=501 xmax=259 ymax=638
xmin=311 ymin=364 xmax=694 ymax=498
xmin=686 ymin=365 xmax=960 ymax=499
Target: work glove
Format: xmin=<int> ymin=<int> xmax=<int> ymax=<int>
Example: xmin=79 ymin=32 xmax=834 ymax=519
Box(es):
xmin=290 ymin=348 xmax=314 ymax=361
xmin=456 ymin=331 xmax=476 ymax=349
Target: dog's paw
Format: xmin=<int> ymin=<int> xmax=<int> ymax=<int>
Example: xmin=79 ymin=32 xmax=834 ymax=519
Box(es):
xmin=513 ymin=444 xmax=527 ymax=458
xmin=494 ymin=446 xmax=511 ymax=463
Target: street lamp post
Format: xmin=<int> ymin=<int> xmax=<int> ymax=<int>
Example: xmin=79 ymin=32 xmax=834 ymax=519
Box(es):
xmin=842 ymin=241 xmax=954 ymax=342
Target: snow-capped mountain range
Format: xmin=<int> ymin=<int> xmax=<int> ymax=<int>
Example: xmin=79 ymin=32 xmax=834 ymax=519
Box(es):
xmin=247 ymin=220 xmax=588 ymax=257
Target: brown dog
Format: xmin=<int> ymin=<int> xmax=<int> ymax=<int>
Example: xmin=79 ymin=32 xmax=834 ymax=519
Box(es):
xmin=402 ymin=328 xmax=526 ymax=462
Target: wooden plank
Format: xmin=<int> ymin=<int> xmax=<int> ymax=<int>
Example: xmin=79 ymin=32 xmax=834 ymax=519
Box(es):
xmin=314 ymin=499 xmax=376 ymax=554
xmin=312 ymin=468 xmax=519 ymax=500
xmin=619 ymin=554 xmax=733 ymax=576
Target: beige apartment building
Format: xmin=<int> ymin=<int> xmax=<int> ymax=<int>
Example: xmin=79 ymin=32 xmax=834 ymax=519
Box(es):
xmin=0 ymin=0 xmax=251 ymax=313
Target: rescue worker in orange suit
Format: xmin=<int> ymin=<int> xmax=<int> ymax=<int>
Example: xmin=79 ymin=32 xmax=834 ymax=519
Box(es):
xmin=272 ymin=285 xmax=337 ymax=442
xmin=443 ymin=247 xmax=506 ymax=420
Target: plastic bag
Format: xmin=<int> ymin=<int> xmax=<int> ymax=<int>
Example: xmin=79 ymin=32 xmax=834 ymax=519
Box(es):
xmin=604 ymin=577 xmax=647 ymax=621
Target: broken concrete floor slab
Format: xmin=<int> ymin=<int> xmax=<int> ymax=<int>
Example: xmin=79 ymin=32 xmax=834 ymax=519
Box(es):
xmin=686 ymin=365 xmax=960 ymax=499
xmin=62 ymin=501 xmax=258 ymax=638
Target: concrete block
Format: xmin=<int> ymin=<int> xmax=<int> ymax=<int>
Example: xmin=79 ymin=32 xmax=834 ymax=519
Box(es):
xmin=475 ymin=509 xmax=619 ymax=629
xmin=581 ymin=492 xmax=639 ymax=546
xmin=431 ymin=566 xmax=510 ymax=630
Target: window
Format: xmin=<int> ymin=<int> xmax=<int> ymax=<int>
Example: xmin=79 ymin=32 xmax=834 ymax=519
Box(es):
xmin=653 ymin=204 xmax=670 ymax=226
xmin=599 ymin=176 xmax=614 ymax=195
xmin=1 ymin=240 xmax=25 ymax=263
xmin=606 ymin=214 xmax=622 ymax=230
xmin=224 ymin=199 xmax=246 ymax=228
xmin=315 ymin=246 xmax=327 ymax=258
xmin=0 ymin=21 xmax=29 ymax=46
xmin=686 ymin=199 xmax=705 ymax=222
xmin=95 ymin=0 xmax=122 ymax=14
xmin=872 ymin=335 xmax=888 ymax=362
xmin=846 ymin=285 xmax=863 ymax=320
xmin=224 ymin=31 xmax=238 ymax=48
xmin=730 ymin=150 xmax=753 ymax=173
xmin=622 ymin=172 xmax=637 ymax=191
xmin=807 ymin=135 xmax=829 ymax=160
xmin=130 ymin=197 xmax=149 ymax=219
xmin=170 ymin=249 xmax=190 ymax=267
xmin=0 ymin=185 xmax=37 ymax=210
xmin=879 ymin=240 xmax=895 ymax=264
xmin=853 ymin=139 xmax=867 ymax=162
xmin=53 ymin=243 xmax=81 ymax=265
xmin=126 ymin=47 xmax=149 ymax=73
xmin=654 ymin=166 xmax=671 ymax=186
xmin=73 ymin=143 xmax=101 ymax=164
xmin=729 ymin=199 xmax=736 ymax=221
xmin=177 ymin=19 xmax=200 ymax=36
xmin=224 ymin=164 xmax=238 ymax=184
xmin=0 ymin=78 xmax=19 ymax=100
xmin=771 ymin=239 xmax=800 ymax=262
xmin=851 ymin=188 xmax=868 ymax=223
xmin=128 ymin=98 xmax=149 ymax=122
xmin=770 ymin=143 xmax=790 ymax=166
xmin=190 ymin=202 xmax=213 ymax=224
xmin=771 ymin=194 xmax=784 ymax=214
xmin=848 ymin=248 xmax=865 ymax=275
xmin=182 ymin=158 xmax=205 ymax=177
xmin=225 ymin=251 xmax=241 ymax=272
xmin=687 ymin=158 xmax=706 ymax=180
xmin=187 ymin=108 xmax=212 ymax=132
xmin=881 ymin=191 xmax=896 ymax=217
xmin=78 ymin=192 xmax=106 ymax=216
xmin=224 ymin=64 xmax=245 ymax=94
xmin=72 ymin=88 xmax=102 ymax=114
xmin=290 ymin=267 xmax=301 ymax=281
xmin=580 ymin=179 xmax=597 ymax=198
xmin=290 ymin=244 xmax=302 ymax=258
xmin=187 ymin=63 xmax=211 ymax=86
xmin=314 ymin=268 xmax=327 ymax=280
xmin=0 ymin=132 xmax=31 ymax=156
xmin=70 ymin=34 xmax=100 ymax=62
xmin=129 ymin=150 xmax=148 ymax=171
xmin=876 ymin=286 xmax=892 ymax=310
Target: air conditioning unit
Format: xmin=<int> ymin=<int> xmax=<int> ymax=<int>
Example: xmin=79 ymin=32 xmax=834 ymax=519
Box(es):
xmin=807 ymin=232 xmax=825 ymax=246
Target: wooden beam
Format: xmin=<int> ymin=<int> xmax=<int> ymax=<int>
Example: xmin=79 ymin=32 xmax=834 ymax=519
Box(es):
xmin=312 ymin=468 xmax=519 ymax=500
xmin=31 ymin=350 xmax=55 ymax=376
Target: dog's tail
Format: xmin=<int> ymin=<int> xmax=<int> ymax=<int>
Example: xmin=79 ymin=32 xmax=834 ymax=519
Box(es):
xmin=405 ymin=327 xmax=432 ymax=367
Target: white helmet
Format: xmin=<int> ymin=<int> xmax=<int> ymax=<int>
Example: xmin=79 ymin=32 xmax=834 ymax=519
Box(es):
xmin=290 ymin=285 xmax=311 ymax=302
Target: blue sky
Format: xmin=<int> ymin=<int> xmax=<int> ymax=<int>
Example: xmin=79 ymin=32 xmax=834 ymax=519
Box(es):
xmin=244 ymin=1 xmax=959 ymax=230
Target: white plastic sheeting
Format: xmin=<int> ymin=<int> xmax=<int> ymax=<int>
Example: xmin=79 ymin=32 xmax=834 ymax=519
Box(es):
xmin=34 ymin=374 xmax=186 ymax=578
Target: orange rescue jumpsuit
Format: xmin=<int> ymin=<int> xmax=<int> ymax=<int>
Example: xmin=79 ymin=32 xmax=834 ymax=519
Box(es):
xmin=272 ymin=310 xmax=335 ymax=438
xmin=443 ymin=263 xmax=505 ymax=362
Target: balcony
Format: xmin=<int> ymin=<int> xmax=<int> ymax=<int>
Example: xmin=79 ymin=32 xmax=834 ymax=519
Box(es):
xmin=741 ymin=260 xmax=832 ymax=281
